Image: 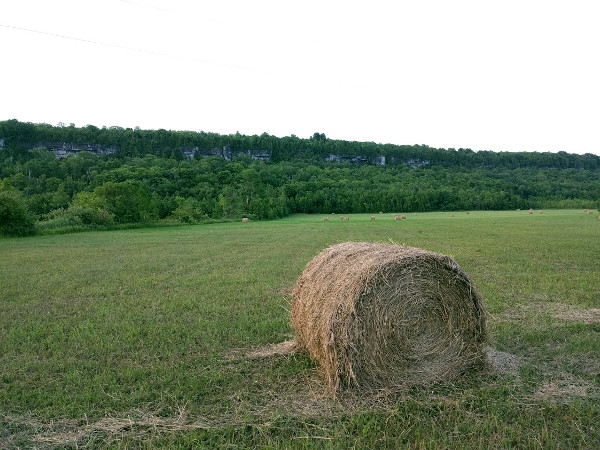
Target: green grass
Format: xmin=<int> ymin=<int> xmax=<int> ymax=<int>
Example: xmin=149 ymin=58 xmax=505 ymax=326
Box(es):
xmin=1 ymin=210 xmax=599 ymax=448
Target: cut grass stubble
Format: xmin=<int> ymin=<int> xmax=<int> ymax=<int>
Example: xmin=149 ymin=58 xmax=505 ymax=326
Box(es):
xmin=1 ymin=210 xmax=599 ymax=447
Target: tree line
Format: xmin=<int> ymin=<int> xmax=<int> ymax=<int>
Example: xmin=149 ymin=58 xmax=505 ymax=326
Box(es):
xmin=1 ymin=120 xmax=599 ymax=236
xmin=2 ymin=119 xmax=599 ymax=169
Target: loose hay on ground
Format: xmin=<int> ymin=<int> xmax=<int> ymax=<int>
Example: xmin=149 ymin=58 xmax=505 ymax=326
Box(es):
xmin=247 ymin=340 xmax=298 ymax=359
xmin=290 ymin=242 xmax=488 ymax=393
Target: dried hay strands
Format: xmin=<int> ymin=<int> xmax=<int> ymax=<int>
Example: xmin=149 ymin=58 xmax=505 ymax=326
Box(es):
xmin=291 ymin=242 xmax=487 ymax=393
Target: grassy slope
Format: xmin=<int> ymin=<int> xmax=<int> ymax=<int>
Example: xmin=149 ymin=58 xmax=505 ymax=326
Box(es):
xmin=1 ymin=210 xmax=599 ymax=448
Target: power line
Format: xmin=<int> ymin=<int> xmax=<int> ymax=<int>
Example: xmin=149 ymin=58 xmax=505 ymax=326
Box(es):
xmin=0 ymin=23 xmax=255 ymax=72
xmin=0 ymin=23 xmax=164 ymax=56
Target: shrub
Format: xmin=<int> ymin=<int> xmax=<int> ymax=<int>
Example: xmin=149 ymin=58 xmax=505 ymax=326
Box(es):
xmin=93 ymin=181 xmax=157 ymax=223
xmin=42 ymin=206 xmax=115 ymax=228
xmin=0 ymin=190 xmax=37 ymax=237
xmin=171 ymin=196 xmax=208 ymax=223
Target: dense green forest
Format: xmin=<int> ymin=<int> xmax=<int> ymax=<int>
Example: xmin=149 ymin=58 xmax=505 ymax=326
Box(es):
xmin=1 ymin=119 xmax=599 ymax=236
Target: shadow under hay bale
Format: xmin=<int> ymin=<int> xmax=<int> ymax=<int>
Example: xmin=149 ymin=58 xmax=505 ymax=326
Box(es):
xmin=291 ymin=242 xmax=488 ymax=393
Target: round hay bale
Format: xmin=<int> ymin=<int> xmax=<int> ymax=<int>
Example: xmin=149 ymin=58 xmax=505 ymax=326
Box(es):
xmin=291 ymin=242 xmax=487 ymax=392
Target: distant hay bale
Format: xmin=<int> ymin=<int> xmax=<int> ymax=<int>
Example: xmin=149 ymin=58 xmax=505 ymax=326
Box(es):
xmin=414 ymin=213 xmax=418 ymax=216
xmin=340 ymin=216 xmax=345 ymax=221
xmin=242 ymin=217 xmax=249 ymax=223
xmin=401 ymin=215 xmax=407 ymax=220
xmin=394 ymin=215 xmax=401 ymax=220
xmin=371 ymin=216 xmax=376 ymax=221
xmin=291 ymin=242 xmax=487 ymax=392
xmin=450 ymin=214 xmax=455 ymax=218
xmin=323 ymin=217 xmax=329 ymax=221
xmin=539 ymin=210 xmax=543 ymax=214
xmin=528 ymin=209 xmax=533 ymax=214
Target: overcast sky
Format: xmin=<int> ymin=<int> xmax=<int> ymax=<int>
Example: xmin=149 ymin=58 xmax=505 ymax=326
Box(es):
xmin=2 ymin=0 xmax=599 ymax=155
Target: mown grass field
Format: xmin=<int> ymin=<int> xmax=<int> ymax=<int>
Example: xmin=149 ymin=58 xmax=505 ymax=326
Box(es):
xmin=1 ymin=209 xmax=599 ymax=448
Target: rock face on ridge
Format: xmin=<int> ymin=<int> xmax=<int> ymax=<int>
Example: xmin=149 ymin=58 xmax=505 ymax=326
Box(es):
xmin=3 ymin=139 xmax=399 ymax=166
xmin=34 ymin=142 xmax=119 ymax=158
xmin=188 ymin=146 xmax=272 ymax=161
